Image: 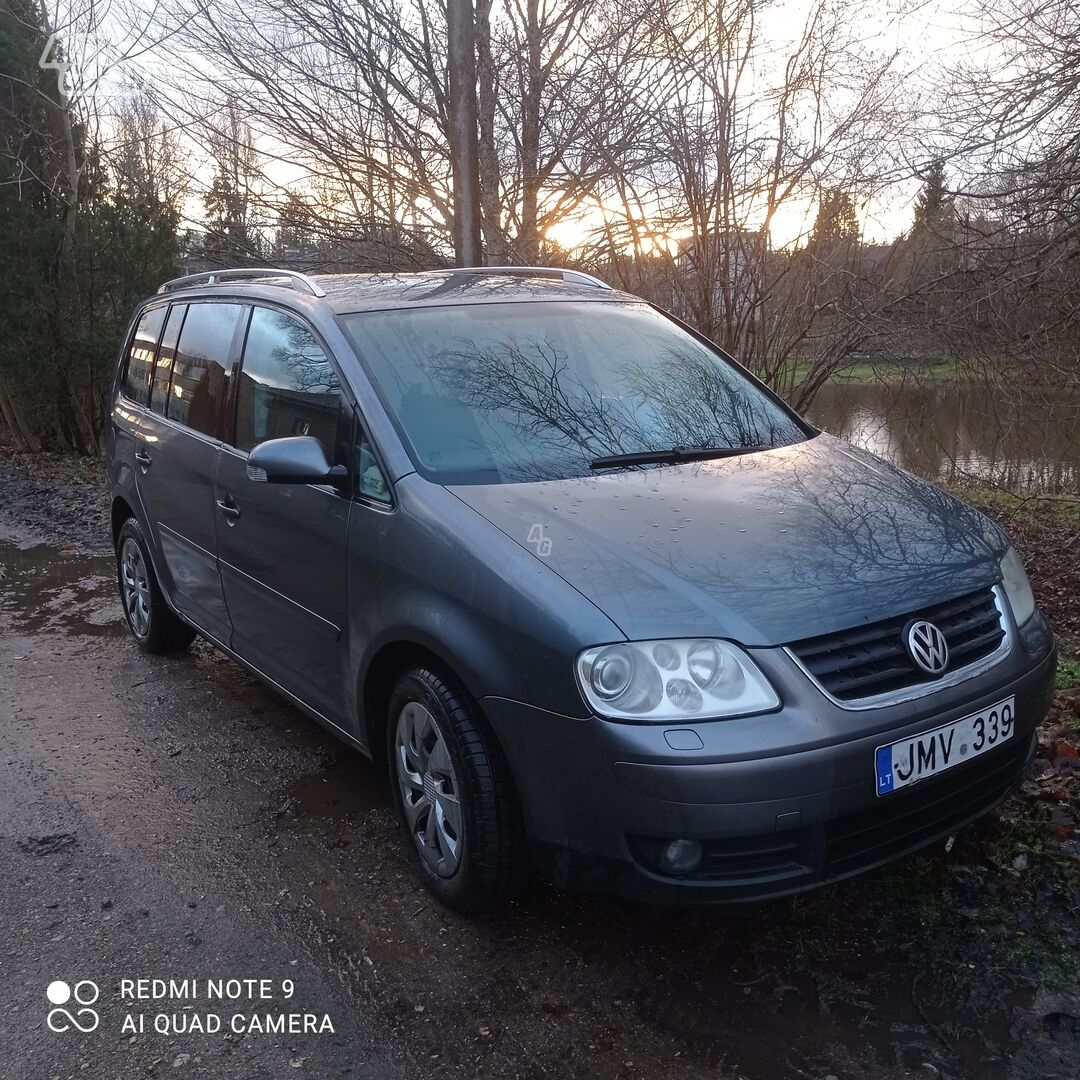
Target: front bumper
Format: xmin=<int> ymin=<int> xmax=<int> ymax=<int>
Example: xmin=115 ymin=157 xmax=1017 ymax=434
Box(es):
xmin=482 ymin=612 xmax=1057 ymax=904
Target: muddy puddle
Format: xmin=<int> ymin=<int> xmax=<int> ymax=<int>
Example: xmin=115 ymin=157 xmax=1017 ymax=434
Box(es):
xmin=278 ymin=753 xmax=391 ymax=823
xmin=0 ymin=539 xmax=119 ymax=636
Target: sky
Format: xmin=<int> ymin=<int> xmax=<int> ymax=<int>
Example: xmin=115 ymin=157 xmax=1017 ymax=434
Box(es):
xmin=545 ymin=0 xmax=978 ymax=252
xmin=67 ymin=0 xmax=985 ymax=253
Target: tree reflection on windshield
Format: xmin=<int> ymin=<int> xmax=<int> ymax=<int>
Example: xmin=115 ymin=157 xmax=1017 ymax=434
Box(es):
xmin=344 ymin=301 xmax=806 ymax=484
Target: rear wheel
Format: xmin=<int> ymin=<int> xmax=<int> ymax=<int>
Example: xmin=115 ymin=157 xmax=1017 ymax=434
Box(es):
xmin=115 ymin=518 xmax=195 ymax=653
xmin=387 ymin=665 xmax=527 ymax=912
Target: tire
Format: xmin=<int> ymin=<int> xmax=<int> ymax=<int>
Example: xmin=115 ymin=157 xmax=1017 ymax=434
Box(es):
xmin=387 ymin=665 xmax=528 ymax=913
xmin=115 ymin=517 xmax=196 ymax=654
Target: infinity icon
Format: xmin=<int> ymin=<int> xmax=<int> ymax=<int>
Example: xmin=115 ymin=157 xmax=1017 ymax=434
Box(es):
xmin=46 ymin=980 xmax=100 ymax=1033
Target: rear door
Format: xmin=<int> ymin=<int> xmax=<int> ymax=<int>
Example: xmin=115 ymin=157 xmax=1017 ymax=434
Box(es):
xmin=214 ymin=304 xmax=352 ymax=723
xmin=134 ymin=300 xmax=246 ymax=643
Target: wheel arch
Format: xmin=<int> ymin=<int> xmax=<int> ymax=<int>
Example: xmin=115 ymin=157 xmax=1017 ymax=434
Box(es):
xmin=360 ymin=636 xmax=496 ymax=773
xmin=111 ymin=494 xmax=136 ymax=548
xmin=111 ymin=499 xmax=186 ymax=629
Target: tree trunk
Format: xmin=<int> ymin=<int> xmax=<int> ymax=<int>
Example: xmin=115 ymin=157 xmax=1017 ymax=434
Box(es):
xmin=0 ymin=384 xmax=41 ymax=453
xmin=516 ymin=0 xmax=542 ymax=263
xmin=446 ymin=0 xmax=484 ymax=265
xmin=475 ymin=0 xmax=507 ymax=264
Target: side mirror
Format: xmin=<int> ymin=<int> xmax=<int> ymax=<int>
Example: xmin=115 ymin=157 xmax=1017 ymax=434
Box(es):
xmin=247 ymin=436 xmax=347 ymax=485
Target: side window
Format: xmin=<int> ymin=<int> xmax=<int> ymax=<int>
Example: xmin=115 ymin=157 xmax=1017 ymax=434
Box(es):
xmin=123 ymin=306 xmax=167 ymax=406
xmin=235 ymin=306 xmax=342 ymax=454
xmin=150 ymin=304 xmax=186 ymax=416
xmin=168 ymin=303 xmax=244 ymax=436
xmin=357 ymin=427 xmax=391 ymax=503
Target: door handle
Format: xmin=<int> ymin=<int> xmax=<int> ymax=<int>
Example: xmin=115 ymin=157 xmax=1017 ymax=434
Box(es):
xmin=216 ymin=498 xmax=241 ymax=524
xmin=135 ymin=450 xmax=152 ymax=468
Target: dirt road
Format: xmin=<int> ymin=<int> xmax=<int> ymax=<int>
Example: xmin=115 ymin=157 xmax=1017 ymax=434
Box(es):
xmin=1 ymin=505 xmax=1077 ymax=1078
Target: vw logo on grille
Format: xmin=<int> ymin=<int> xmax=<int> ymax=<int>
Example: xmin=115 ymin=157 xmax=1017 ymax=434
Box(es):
xmin=905 ymin=619 xmax=949 ymax=675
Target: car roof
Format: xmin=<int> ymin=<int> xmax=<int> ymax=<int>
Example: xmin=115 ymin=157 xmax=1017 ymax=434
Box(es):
xmin=153 ymin=268 xmax=640 ymax=315
xmin=314 ymin=271 xmax=638 ymax=314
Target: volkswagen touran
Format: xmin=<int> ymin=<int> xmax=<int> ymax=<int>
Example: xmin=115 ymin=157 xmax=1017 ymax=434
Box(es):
xmin=106 ymin=267 xmax=1057 ymax=911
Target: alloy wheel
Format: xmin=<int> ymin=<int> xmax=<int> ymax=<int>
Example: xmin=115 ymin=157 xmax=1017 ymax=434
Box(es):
xmin=120 ymin=537 xmax=151 ymax=637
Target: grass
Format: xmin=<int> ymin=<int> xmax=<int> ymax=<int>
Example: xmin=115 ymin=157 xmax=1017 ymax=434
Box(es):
xmin=782 ymin=357 xmax=967 ymax=386
xmin=948 ymin=484 xmax=1080 ymax=656
xmin=784 ymin=841 xmax=1078 ymax=999
xmin=835 ymin=358 xmax=965 ymax=384
xmin=1058 ymin=658 xmax=1080 ymax=691
xmin=992 ymin=798 xmax=1078 ymax=881
xmin=937 ymin=480 xmax=1080 ymax=920
xmin=949 ymin=484 xmax=1080 ymax=530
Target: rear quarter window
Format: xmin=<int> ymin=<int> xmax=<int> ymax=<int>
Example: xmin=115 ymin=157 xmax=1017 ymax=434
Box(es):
xmin=123 ymin=306 xmax=167 ymax=407
xmin=149 ymin=304 xmax=187 ymax=416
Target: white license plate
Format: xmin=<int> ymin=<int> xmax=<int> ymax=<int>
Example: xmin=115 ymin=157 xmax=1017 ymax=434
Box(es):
xmin=875 ymin=696 xmax=1016 ymax=796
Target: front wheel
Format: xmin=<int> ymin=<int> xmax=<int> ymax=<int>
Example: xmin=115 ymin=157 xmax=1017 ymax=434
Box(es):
xmin=115 ymin=518 xmax=195 ymax=654
xmin=387 ymin=666 xmax=527 ymax=912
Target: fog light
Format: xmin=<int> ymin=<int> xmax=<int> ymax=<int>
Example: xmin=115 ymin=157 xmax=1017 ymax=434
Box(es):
xmin=659 ymin=838 xmax=703 ymax=875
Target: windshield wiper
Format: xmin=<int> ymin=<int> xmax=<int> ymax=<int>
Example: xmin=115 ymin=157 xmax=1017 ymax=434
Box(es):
xmin=589 ymin=445 xmax=772 ymax=470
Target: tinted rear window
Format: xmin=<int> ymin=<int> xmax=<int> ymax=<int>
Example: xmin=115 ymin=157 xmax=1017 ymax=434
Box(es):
xmin=168 ymin=303 xmax=245 ymax=436
xmin=124 ymin=306 xmax=167 ymax=407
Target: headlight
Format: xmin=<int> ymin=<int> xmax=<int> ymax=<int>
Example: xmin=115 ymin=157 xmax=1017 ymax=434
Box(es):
xmin=999 ymin=546 xmax=1035 ymax=626
xmin=576 ymin=639 xmax=780 ymax=722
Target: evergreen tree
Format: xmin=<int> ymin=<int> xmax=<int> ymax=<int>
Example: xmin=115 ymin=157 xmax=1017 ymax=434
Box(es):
xmin=809 ymin=189 xmax=860 ymax=252
xmin=0 ymin=0 xmax=67 ymax=448
xmin=912 ymin=161 xmax=954 ymax=234
xmin=276 ymin=192 xmax=320 ymax=262
xmin=202 ymin=109 xmax=260 ymax=265
xmin=0 ymin=1 xmax=180 ymax=451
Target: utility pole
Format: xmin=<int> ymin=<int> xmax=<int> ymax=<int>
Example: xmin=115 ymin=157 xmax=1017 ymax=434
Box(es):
xmin=446 ymin=0 xmax=484 ymax=266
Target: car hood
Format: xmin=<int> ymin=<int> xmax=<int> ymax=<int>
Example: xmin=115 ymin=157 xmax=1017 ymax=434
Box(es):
xmin=447 ymin=434 xmax=1008 ymax=646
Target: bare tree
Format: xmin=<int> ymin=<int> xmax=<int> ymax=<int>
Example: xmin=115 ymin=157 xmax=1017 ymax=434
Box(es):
xmin=575 ymin=0 xmax=907 ymax=405
xmin=144 ymin=0 xmax=651 ymax=265
xmin=927 ymin=0 xmax=1080 ymax=387
xmin=112 ymin=92 xmax=189 ymax=209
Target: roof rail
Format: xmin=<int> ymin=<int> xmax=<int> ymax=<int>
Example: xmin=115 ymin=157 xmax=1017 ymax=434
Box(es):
xmin=431 ymin=265 xmax=612 ymax=290
xmin=157 ymin=267 xmax=327 ymax=297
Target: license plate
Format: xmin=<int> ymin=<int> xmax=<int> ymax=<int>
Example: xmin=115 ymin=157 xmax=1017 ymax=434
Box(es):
xmin=874 ymin=697 xmax=1015 ymax=796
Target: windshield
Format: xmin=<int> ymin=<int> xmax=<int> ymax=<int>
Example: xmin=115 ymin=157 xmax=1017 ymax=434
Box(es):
xmin=341 ymin=301 xmax=807 ymax=484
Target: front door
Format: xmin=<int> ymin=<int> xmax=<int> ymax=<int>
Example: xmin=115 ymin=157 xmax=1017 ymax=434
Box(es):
xmin=214 ymin=304 xmax=351 ymax=723
xmin=135 ymin=300 xmax=246 ymax=644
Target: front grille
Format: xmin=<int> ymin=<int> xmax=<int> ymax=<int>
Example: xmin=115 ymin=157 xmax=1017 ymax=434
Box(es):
xmin=825 ymin=737 xmax=1027 ymax=877
xmin=788 ymin=587 xmax=1005 ymax=702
